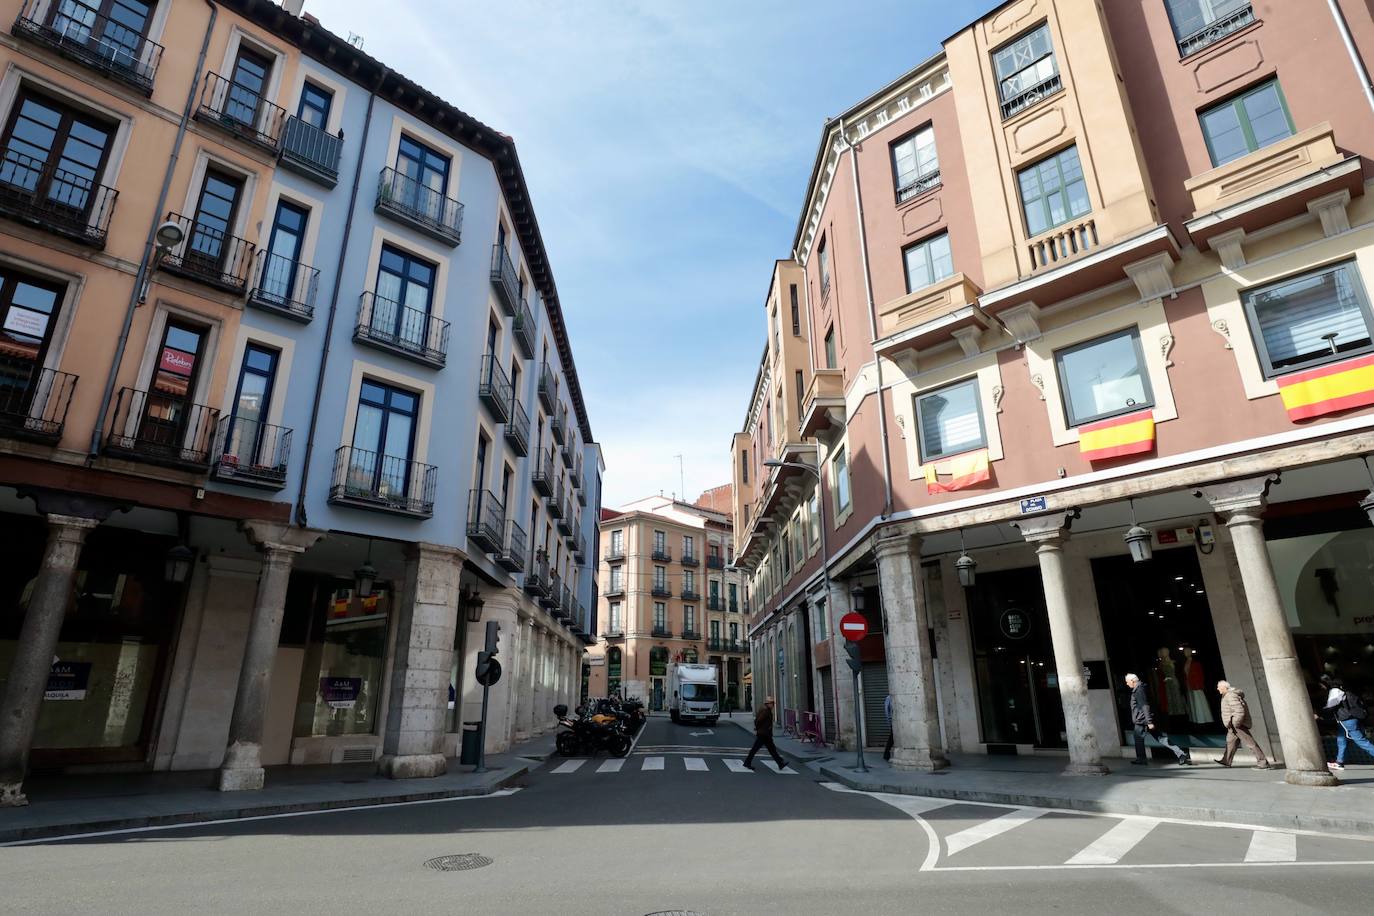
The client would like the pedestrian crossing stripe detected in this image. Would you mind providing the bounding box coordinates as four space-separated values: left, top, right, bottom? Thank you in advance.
596 759 624 773
684 757 709 772
549 756 794 774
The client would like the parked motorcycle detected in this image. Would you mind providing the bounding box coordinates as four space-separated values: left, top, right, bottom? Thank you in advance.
553 703 632 757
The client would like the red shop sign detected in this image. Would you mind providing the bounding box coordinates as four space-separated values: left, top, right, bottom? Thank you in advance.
159 346 196 376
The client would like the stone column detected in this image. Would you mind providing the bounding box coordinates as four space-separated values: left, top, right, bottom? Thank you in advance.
0 515 99 807
1014 511 1108 775
532 626 550 733
823 584 859 750
1199 476 1337 786
515 616 536 739
875 531 948 770
218 522 323 791
379 543 464 779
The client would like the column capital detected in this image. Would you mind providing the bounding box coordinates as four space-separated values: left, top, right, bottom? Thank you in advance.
1195 473 1279 517
874 525 919 561
403 541 468 564
240 520 326 555
1012 509 1078 544
16 486 129 522
46 514 101 534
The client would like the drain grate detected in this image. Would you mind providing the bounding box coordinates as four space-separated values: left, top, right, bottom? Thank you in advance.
424 854 493 872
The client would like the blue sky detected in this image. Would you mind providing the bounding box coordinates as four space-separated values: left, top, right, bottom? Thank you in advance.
317 0 990 507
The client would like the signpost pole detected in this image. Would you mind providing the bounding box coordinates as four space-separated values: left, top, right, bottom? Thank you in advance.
474 681 491 774
852 665 866 772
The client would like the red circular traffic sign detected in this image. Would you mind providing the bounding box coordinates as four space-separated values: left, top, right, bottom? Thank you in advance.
839 612 868 642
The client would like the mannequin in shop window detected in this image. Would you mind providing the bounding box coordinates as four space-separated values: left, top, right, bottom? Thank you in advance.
1182 646 1214 725
1151 646 1194 763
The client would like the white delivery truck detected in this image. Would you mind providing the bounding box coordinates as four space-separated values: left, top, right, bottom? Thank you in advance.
668 663 719 725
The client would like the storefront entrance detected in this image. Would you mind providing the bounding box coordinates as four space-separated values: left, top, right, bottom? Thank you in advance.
967 566 1066 748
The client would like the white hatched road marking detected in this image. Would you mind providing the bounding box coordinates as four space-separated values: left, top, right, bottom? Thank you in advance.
684 757 709 771
1246 830 1298 862
1065 817 1160 865
596 759 625 773
944 807 1047 856
762 761 794 774
551 760 585 774
642 756 665 771
723 758 752 773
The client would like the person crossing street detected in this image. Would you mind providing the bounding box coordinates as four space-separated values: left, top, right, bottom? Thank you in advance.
744 696 788 771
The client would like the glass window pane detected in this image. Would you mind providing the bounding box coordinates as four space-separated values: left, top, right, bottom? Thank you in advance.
1248 264 1374 372
1056 330 1153 425
1242 85 1291 148
919 380 984 459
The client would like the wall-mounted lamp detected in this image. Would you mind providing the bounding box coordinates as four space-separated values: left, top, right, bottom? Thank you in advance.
1124 498 1154 563
461 585 485 623
139 220 186 305
955 528 977 588
353 538 377 598
164 544 194 584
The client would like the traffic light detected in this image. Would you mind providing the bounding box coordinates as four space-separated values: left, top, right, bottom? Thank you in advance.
843 638 862 674
475 620 501 682
484 619 500 655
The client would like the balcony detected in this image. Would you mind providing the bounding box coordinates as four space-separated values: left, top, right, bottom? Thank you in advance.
0 367 76 444
560 585 574 620
556 504 573 536
248 250 318 322
542 570 562 609
504 396 530 457
680 552 698 568
1176 3 1255 58
0 154 117 248
606 547 625 563
497 518 526 573
601 628 625 639
682 629 701 640
14 1 163 96
550 409 566 446
547 481 564 520
896 168 942 205
158 212 254 293
490 244 520 316
1000 73 1063 121
477 355 513 423
569 455 582 489
707 596 723 611
195 72 287 153
651 625 672 638
466 488 505 554
278 116 343 187
681 587 700 601
651 584 671 598
375 167 463 247
707 555 724 570
327 445 436 518
729 640 747 654
560 443 576 472
576 480 587 506
538 361 557 413
532 448 555 496
104 387 217 470
708 638 724 652
651 547 671 562
513 297 536 360
211 416 290 489
524 551 550 598
729 600 739 613
354 292 449 368
873 274 991 365
604 583 625 598
572 531 585 562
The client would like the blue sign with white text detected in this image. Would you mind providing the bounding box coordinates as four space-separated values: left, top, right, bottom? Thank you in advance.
1019 496 1048 514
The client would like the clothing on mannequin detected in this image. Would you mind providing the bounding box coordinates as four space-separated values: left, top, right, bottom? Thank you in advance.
1183 649 1213 725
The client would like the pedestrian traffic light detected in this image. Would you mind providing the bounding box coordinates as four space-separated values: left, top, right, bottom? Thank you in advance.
844 638 862 674
484 619 500 656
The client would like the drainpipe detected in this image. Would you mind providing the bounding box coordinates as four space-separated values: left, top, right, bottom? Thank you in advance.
839 117 895 519
1326 0 1374 115
88 0 218 459
293 67 389 528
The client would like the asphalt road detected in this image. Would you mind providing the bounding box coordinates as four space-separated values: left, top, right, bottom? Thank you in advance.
4 716 1374 915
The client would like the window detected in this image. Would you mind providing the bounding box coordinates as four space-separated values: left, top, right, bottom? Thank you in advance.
609 566 623 591
140 320 207 450
741 448 749 484
993 23 1060 119
728 582 738 609
807 492 820 546
794 370 805 424
903 232 954 294
683 535 695 560
372 245 436 347
608 647 622 694
684 570 695 592
684 606 696 633
1165 1 1255 56
824 326 837 368
1199 79 1294 167
0 267 64 399
789 284 800 335
729 622 739 643
653 602 666 630
653 530 665 553
296 81 333 129
395 134 450 217
792 520 804 565
915 378 986 462
891 125 940 202
0 89 114 223
832 446 851 513
1018 146 1090 238
710 620 720 641
350 380 418 496
225 343 279 466
818 235 831 300
225 45 273 129
781 532 792 575
1054 328 1154 427
474 432 489 492
48 0 156 72
610 529 623 554
770 307 780 357
709 579 720 600
609 601 622 632
654 566 666 589
259 199 308 305
1242 261 1374 377
186 169 245 272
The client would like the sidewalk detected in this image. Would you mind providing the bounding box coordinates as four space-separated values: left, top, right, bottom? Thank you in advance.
727 720 1374 835
0 735 554 844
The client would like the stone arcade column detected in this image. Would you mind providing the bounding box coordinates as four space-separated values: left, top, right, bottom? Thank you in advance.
875 531 948 770
0 514 100 807
218 522 325 791
1013 512 1108 776
515 615 536 739
1199 476 1337 787
481 592 523 754
532 626 551 733
379 543 464 780
822 583 859 751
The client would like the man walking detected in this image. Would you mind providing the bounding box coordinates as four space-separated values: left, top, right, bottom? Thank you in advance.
744 696 788 771
883 694 894 761
1217 680 1271 769
1318 675 1374 770
1126 673 1192 765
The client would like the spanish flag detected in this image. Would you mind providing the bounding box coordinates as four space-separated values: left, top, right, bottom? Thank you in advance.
1276 354 1374 421
924 448 990 494
1078 410 1155 462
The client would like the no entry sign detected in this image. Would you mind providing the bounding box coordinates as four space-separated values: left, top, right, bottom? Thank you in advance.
839 612 868 642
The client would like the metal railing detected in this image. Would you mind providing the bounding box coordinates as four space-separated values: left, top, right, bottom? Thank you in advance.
543 569 562 608
707 555 725 569
279 115 343 186
525 550 550 597
538 361 557 412
248 249 318 321
729 600 739 613
601 628 625 639
513 296 536 359
211 415 290 487
477 354 512 422
1177 4 1254 57
498 518 526 573
354 291 449 367
105 387 218 469
896 168 942 204
490 244 520 315
504 395 529 456
466 488 505 553
547 479 564 519
680 552 698 567
572 531 585 560
651 584 671 598
1027 217 1099 271
0 153 117 247
550 407 566 445
605 547 625 562
159 211 255 292
14 0 163 95
682 629 701 641
604 583 625 598
1000 73 1063 120
681 587 700 601
196 71 287 151
328 445 436 517
707 596 723 611
0 366 76 443
651 625 672 637
708 637 724 652
532 447 555 496
651 547 671 562
375 166 463 246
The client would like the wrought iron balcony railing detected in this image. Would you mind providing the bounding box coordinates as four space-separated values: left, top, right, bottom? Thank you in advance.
477 354 512 423
211 415 290 488
550 406 566 446
572 531 585 561
538 361 557 413
896 168 942 205
532 447 555 496
542 569 562 609
605 547 625 562
547 480 565 520
680 552 699 568
651 547 671 562
707 596 723 611
248 249 318 321
0 153 116 247
525 551 550 598
195 71 287 152
159 211 254 293
1000 73 1063 121
497 518 526 573
601 628 625 639
14 0 163 95
513 296 536 359
728 600 739 613
105 387 218 470
279 115 342 187
0 366 76 444
707 555 724 569
504 395 530 457
1177 4 1255 57
708 638 725 652
681 587 700 601
328 445 436 518
466 488 505 554
651 625 672 637
651 584 670 598
375 166 463 246
682 629 701 641
354 291 449 368
604 583 625 598
490 244 520 316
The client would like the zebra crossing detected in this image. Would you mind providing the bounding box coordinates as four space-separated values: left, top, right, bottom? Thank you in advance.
548 755 795 775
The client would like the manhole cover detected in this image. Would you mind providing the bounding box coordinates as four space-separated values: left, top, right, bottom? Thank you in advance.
424 854 493 871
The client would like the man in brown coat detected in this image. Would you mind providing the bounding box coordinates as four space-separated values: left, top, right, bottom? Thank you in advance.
1217 680 1271 769
743 697 788 771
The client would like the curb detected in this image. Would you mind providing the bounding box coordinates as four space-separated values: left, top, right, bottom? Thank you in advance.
0 763 529 845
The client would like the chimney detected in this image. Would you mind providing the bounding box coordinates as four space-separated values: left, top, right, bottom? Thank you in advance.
281 0 305 16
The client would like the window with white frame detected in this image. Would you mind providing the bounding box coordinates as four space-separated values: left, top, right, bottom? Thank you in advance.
915 378 986 462
1242 261 1374 378
1054 328 1154 427
903 231 954 294
653 602 666 630
992 22 1061 119
609 601 622 632
653 566 666 589
609 566 623 592
891 125 940 203
807 491 820 546
684 605 696 634
832 446 851 513
610 528 623 555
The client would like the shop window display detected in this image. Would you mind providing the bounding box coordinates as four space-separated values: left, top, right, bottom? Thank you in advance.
288 577 391 737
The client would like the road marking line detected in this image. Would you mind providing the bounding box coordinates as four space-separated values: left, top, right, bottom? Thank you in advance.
684 757 709 772
1245 830 1297 862
761 761 795 774
945 807 1046 856
642 756 665 771
551 760 586 774
1065 817 1159 865
723 759 751 773
596 759 625 773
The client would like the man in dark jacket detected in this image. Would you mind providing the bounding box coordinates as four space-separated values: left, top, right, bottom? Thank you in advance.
1126 673 1192 766
744 697 788 771
1218 680 1271 768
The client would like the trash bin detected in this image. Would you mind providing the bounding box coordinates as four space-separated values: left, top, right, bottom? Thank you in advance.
459 721 481 765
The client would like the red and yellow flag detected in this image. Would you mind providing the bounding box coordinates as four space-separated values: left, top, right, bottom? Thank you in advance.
1276 354 1374 421
1078 410 1155 462
924 448 990 494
